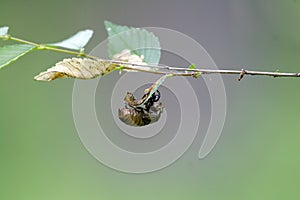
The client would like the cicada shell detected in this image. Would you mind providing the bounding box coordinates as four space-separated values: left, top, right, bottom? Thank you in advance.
118 90 164 126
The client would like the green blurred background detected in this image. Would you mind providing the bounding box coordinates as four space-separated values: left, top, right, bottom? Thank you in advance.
1 0 300 199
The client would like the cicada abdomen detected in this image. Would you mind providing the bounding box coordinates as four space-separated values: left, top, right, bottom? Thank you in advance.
118 107 151 126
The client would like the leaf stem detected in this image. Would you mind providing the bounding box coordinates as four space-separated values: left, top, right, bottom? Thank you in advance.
0 34 98 60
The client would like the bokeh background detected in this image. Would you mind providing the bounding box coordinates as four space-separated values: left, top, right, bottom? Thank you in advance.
1 0 300 199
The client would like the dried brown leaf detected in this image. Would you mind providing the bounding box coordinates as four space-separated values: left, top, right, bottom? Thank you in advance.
34 58 116 81
113 49 144 63
113 49 146 72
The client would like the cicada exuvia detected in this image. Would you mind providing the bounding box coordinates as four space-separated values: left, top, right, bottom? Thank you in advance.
118 90 164 126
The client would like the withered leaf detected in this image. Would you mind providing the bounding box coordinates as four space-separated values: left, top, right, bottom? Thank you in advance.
113 49 144 63
34 58 116 81
34 50 146 81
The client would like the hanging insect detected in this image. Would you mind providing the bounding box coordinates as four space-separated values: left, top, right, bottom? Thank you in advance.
118 90 164 126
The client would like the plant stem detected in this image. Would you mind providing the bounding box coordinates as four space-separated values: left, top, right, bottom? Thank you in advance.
2 34 300 80
0 34 98 60
107 60 300 80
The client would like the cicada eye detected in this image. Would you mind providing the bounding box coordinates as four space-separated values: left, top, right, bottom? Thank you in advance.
153 90 160 102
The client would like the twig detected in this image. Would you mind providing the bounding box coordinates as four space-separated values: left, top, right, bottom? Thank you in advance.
107 60 300 80
2 34 300 80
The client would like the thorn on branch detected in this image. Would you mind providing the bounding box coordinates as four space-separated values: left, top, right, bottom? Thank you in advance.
238 69 247 81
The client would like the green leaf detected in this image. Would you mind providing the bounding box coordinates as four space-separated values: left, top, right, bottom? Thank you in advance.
0 44 35 70
0 26 9 36
193 72 201 78
188 64 196 69
104 21 161 64
188 64 201 78
49 29 93 50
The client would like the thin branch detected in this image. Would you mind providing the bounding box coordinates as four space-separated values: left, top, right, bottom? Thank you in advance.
2 34 300 80
106 60 300 80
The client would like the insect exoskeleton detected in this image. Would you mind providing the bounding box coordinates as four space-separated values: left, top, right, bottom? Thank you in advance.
118 90 164 126
118 107 151 126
